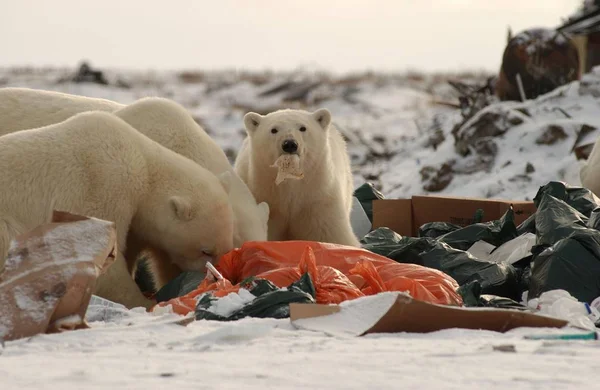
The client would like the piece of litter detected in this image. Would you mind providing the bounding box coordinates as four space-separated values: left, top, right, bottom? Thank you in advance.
270 154 304 185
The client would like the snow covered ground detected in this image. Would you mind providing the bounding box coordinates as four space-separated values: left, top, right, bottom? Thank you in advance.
3 309 600 390
2 65 600 389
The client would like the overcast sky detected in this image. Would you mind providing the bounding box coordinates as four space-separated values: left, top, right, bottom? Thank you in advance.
0 0 583 74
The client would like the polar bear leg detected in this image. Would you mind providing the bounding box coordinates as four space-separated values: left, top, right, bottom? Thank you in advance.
94 250 155 310
291 204 361 247
0 219 13 273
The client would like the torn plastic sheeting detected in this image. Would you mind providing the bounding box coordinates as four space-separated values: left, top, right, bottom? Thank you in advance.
467 233 537 265
195 273 317 321
527 289 600 331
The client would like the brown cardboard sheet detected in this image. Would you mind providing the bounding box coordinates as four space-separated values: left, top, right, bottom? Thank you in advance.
290 293 568 337
0 211 117 342
372 195 536 237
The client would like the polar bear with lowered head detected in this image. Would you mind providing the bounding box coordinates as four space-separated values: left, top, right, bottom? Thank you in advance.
0 111 235 309
0 87 269 247
235 108 360 247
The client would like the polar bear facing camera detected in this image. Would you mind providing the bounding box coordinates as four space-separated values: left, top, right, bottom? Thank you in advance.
0 87 270 247
0 111 235 309
235 108 360 247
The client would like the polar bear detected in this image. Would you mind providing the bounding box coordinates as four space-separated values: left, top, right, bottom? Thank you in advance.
234 108 360 247
0 87 270 247
0 111 235 309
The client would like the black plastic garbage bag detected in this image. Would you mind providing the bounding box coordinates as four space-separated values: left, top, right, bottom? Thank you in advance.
353 182 385 223
458 281 528 310
478 294 529 310
154 270 205 303
534 193 588 246
418 221 462 239
516 213 537 236
587 207 600 230
419 241 522 300
529 229 600 304
436 207 519 251
533 181 600 218
361 228 438 265
361 227 523 301
195 273 316 321
518 180 599 236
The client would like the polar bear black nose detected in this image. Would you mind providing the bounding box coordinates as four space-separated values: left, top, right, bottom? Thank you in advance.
281 139 298 154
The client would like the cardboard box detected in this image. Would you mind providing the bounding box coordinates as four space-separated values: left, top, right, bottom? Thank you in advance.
290 293 569 336
372 195 536 237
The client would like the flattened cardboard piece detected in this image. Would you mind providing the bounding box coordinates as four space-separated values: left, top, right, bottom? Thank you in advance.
373 196 536 237
372 199 413 237
0 211 117 342
290 293 568 336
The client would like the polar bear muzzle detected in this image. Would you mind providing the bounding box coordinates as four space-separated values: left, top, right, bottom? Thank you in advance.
281 139 298 154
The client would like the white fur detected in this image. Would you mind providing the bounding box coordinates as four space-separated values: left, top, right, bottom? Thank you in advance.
235 108 360 247
0 87 269 247
0 111 235 309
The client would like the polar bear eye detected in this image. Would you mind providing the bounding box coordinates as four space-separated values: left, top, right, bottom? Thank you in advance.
271 128 278 134
299 126 307 132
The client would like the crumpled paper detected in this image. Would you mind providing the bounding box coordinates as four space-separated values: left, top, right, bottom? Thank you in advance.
270 154 304 185
0 210 117 342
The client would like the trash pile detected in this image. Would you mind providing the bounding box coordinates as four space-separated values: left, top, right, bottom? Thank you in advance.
153 241 463 318
143 180 600 331
3 179 600 342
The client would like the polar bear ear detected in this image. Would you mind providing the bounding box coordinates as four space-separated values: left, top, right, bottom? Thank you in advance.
218 171 232 194
257 201 270 224
244 112 263 135
169 196 193 221
312 108 332 130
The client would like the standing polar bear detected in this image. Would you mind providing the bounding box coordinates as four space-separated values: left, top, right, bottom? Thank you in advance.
0 111 235 309
234 108 360 247
0 87 269 247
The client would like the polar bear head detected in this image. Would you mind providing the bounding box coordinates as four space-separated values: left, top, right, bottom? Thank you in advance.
144 169 235 271
243 108 332 167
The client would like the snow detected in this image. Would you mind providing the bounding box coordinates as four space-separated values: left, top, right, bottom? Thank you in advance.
206 289 256 317
292 292 401 336
2 313 600 389
2 65 600 388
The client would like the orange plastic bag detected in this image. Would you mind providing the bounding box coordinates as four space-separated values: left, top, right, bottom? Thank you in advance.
153 240 463 316
349 260 463 306
154 268 238 316
213 246 363 305
216 240 396 287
